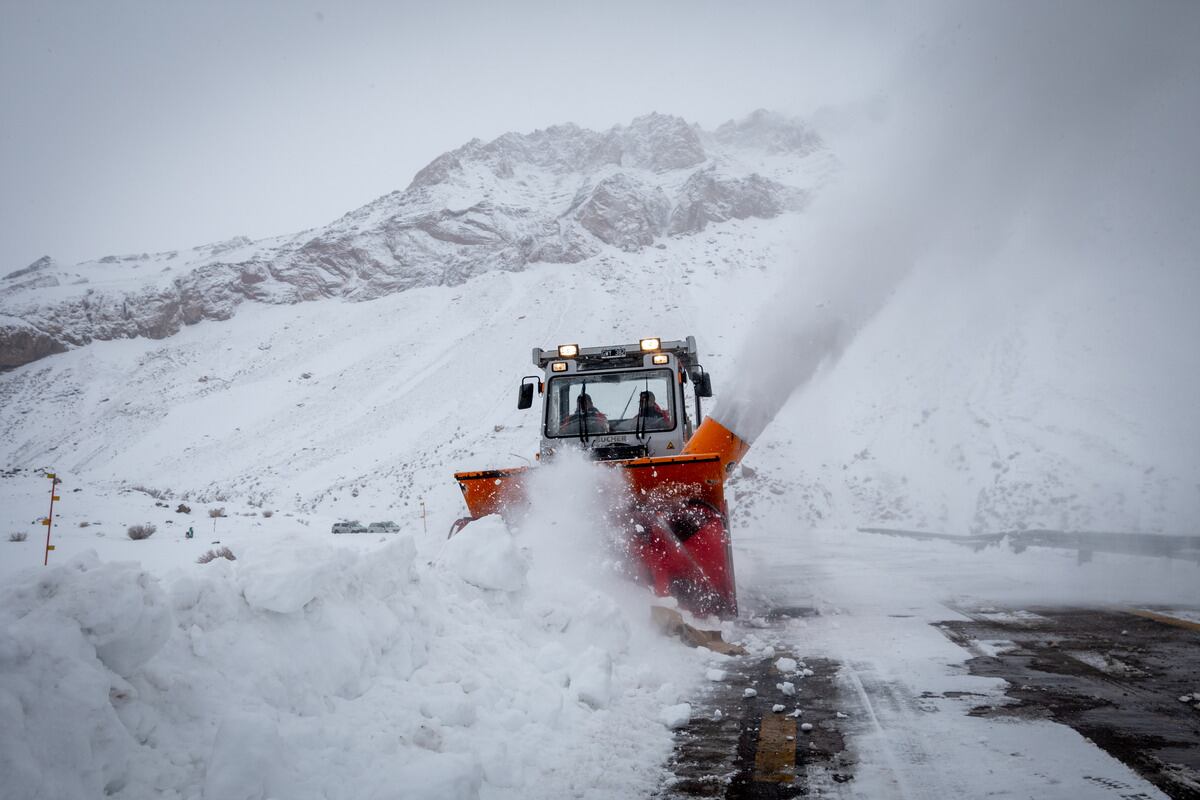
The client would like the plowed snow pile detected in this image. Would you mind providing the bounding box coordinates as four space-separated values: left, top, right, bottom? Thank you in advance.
0 460 716 800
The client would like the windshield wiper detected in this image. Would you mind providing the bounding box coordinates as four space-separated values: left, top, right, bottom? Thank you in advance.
579 380 589 446
618 386 638 420
634 377 648 441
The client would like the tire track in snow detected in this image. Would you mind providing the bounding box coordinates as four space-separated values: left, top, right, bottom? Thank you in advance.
837 660 921 800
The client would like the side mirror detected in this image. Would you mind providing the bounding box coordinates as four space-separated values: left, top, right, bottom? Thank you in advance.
517 382 534 410
697 372 713 398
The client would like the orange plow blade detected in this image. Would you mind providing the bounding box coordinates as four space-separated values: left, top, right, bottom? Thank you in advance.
453 466 531 519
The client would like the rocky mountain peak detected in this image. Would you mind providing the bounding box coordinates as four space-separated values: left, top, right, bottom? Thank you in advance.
2 110 829 370
713 108 822 155
617 113 706 172
5 255 55 281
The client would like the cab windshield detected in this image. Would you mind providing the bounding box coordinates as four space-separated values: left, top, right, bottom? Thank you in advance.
545 369 676 438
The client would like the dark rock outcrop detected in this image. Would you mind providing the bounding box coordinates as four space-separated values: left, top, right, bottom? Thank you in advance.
0 319 68 368
668 171 802 235
573 174 670 251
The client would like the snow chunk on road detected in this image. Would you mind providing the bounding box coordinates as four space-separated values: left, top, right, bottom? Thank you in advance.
706 667 727 681
440 514 527 592
419 682 478 727
388 751 482 800
203 711 287 800
661 703 692 729
774 657 798 674
777 681 796 696
571 646 614 709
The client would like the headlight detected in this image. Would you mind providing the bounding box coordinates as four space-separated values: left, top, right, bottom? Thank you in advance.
639 337 661 351
557 344 579 357
551 361 568 372
651 353 669 365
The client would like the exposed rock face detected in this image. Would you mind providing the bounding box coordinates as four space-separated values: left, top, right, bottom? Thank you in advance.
1 111 826 369
618 113 706 172
0 318 68 368
668 171 801 235
5 255 55 280
574 174 671 251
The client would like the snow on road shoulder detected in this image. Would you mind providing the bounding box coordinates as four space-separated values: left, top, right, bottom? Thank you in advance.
0 495 709 799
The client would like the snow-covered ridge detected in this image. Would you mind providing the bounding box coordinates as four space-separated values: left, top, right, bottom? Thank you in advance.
0 110 829 369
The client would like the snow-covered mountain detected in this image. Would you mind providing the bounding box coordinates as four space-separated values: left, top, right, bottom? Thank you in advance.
2 108 1197 538
0 110 828 370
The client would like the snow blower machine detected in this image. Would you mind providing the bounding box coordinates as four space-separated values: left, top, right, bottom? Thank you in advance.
452 336 751 619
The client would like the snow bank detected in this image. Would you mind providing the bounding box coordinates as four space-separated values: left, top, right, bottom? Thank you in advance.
440 514 527 592
0 552 169 798
0 474 707 799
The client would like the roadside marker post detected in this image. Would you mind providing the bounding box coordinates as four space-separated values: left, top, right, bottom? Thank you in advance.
43 472 60 566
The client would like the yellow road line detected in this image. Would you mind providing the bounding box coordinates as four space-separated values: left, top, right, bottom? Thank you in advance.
753 713 798 783
1128 609 1200 632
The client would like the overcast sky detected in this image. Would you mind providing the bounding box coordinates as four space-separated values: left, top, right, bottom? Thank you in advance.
4 2 1197 274
1 0 913 270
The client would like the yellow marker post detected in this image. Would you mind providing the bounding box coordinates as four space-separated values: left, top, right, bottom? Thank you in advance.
43 472 60 566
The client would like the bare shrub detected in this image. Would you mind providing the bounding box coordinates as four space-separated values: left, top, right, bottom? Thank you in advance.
208 507 226 518
127 524 157 540
176 503 191 514
262 510 274 518
79 521 90 528
197 546 236 564
9 532 27 542
131 485 169 500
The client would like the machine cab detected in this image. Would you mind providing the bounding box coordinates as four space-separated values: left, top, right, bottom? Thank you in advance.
520 336 712 461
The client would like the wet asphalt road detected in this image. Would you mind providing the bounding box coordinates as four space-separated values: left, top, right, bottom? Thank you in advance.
660 605 1200 799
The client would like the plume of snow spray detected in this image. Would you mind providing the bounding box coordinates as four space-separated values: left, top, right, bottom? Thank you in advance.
515 450 663 642
714 2 1200 446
